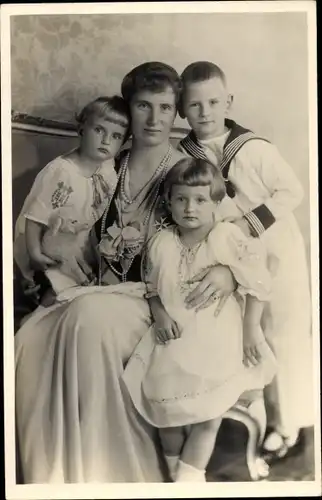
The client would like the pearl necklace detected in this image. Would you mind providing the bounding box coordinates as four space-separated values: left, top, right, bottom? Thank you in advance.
98 146 173 284
119 146 172 205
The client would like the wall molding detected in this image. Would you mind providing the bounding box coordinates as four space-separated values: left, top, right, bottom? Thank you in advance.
11 111 188 139
11 111 78 137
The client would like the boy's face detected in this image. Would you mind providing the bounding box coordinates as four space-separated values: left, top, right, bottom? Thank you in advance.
169 184 215 230
130 87 177 147
183 77 232 140
80 112 128 161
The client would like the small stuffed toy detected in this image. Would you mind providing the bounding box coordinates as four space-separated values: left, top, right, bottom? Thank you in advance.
42 208 96 295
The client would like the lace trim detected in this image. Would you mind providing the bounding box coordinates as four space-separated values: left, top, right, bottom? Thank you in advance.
132 350 247 404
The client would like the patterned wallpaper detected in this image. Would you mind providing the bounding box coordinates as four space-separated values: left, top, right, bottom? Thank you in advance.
10 12 311 246
11 12 308 134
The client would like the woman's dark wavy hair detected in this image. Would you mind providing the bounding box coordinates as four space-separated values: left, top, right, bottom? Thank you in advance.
121 62 182 106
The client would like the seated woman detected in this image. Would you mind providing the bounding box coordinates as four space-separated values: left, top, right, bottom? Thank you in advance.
15 62 237 483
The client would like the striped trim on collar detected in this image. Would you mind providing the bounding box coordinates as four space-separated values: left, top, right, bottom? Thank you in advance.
221 131 257 171
180 132 208 160
179 120 269 179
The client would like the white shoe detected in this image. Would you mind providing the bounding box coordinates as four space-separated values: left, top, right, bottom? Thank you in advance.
175 460 206 482
164 455 179 481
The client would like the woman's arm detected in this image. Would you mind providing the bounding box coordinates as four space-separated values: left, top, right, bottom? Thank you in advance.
184 265 237 313
186 222 272 314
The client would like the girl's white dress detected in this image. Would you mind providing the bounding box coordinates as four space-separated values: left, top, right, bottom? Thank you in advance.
179 133 314 434
14 152 117 288
122 222 277 428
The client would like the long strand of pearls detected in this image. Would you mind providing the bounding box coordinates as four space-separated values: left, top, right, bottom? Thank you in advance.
99 146 173 284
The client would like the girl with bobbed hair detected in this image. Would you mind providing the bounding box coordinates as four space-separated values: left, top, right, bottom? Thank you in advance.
15 62 236 483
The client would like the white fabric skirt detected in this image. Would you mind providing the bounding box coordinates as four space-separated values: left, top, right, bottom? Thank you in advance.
123 295 276 428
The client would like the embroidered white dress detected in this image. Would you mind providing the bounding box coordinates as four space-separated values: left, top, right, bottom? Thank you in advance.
14 153 117 286
180 133 314 433
122 223 276 428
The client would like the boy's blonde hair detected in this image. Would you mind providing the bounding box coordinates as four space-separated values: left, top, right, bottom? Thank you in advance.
179 61 227 118
163 157 226 204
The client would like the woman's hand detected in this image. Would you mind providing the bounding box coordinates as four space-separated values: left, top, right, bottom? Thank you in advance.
184 265 236 315
243 322 265 367
148 296 181 344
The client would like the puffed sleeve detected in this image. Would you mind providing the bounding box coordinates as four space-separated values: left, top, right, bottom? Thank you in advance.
23 159 75 227
240 141 304 236
210 222 272 301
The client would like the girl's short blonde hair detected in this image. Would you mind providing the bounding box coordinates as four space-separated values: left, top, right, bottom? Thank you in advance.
163 157 226 203
76 96 131 141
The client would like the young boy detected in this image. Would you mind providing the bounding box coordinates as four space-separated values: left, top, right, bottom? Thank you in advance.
14 95 130 305
178 61 313 459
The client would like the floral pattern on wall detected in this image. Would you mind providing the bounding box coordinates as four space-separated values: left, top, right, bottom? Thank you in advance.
11 12 308 132
11 14 190 124
10 12 311 247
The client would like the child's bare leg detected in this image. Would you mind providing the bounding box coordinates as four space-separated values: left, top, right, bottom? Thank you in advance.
159 426 185 480
177 418 222 481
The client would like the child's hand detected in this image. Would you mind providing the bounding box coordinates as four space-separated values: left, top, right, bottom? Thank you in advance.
243 322 265 368
22 279 41 305
154 307 181 345
233 218 252 237
30 251 60 271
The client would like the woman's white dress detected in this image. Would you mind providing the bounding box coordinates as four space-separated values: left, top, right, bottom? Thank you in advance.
15 286 162 483
14 148 175 483
122 223 276 428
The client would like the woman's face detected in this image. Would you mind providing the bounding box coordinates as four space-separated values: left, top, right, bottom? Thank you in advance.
130 86 177 146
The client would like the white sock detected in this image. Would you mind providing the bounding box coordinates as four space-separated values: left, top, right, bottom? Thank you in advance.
280 428 300 447
175 460 206 482
164 455 179 481
264 428 299 451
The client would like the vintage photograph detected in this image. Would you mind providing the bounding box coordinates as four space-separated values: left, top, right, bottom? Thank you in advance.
1 1 320 499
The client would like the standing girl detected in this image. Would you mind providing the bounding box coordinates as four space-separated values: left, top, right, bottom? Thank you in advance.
122 158 276 482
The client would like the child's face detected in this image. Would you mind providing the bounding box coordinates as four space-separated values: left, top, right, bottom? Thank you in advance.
80 111 128 161
169 184 215 230
130 87 176 147
183 77 232 140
